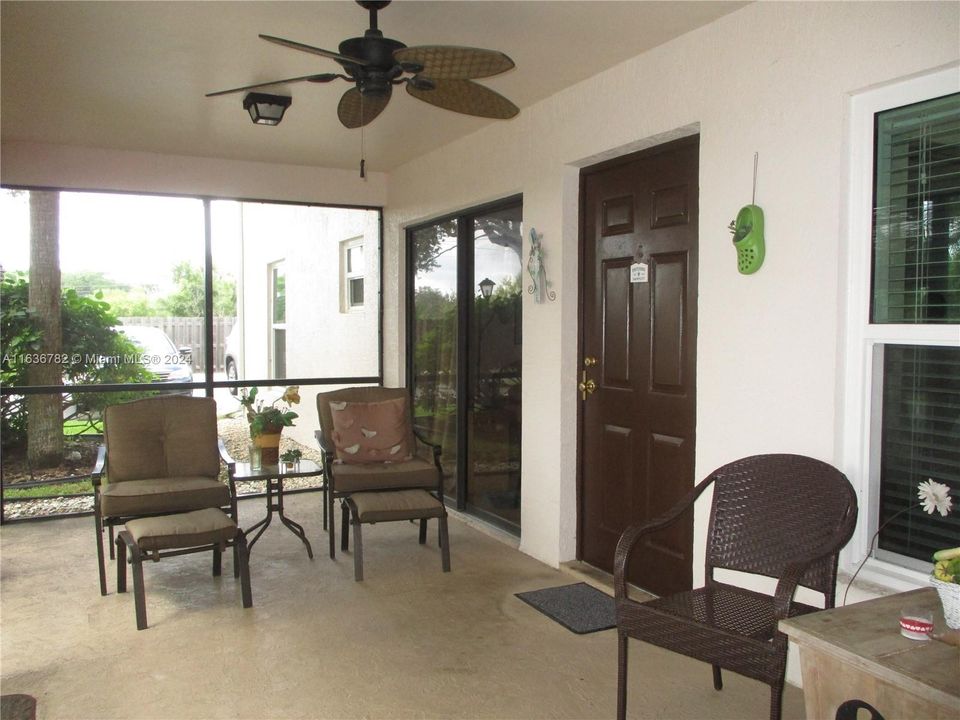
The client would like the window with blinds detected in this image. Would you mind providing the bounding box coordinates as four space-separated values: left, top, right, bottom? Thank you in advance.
878 345 960 562
872 91 960 565
872 92 960 323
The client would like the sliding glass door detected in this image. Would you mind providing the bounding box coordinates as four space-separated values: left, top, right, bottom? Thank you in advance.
408 197 522 532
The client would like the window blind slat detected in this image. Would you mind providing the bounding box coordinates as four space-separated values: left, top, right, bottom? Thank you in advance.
878 344 960 561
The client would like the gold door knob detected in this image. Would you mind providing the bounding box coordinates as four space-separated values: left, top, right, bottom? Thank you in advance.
578 375 597 400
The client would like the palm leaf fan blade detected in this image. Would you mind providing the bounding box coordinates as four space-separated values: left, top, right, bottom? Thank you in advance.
406 79 518 119
337 87 392 128
394 46 514 79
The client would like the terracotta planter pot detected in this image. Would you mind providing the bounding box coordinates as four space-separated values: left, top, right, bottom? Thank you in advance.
254 432 282 465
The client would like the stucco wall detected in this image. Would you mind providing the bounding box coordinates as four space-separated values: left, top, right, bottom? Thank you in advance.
382 1 960 570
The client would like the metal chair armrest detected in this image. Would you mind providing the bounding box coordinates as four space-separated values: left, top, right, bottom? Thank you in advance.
218 437 236 467
91 445 107 488
413 430 442 462
217 437 238 502
315 429 336 468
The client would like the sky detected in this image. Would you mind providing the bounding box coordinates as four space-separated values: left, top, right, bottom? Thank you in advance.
416 232 523 297
1 187 520 298
1 189 211 293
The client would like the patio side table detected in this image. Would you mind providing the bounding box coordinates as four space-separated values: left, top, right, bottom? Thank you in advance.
231 459 323 559
779 587 959 719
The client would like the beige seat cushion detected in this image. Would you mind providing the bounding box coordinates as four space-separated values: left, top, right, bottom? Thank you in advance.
104 396 220 482
350 490 445 523
330 457 440 492
100 476 229 517
126 508 236 552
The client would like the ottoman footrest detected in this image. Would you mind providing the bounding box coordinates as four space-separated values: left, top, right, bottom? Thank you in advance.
117 508 252 630
344 490 450 582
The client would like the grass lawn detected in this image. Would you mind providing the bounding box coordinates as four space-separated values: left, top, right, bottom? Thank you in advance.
4 478 93 499
63 419 103 435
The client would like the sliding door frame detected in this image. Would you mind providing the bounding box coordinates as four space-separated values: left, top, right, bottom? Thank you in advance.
405 194 522 529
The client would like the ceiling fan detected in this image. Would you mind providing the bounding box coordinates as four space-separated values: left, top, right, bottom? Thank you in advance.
206 0 519 129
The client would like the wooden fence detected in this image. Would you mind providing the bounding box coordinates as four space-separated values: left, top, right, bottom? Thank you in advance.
118 317 235 373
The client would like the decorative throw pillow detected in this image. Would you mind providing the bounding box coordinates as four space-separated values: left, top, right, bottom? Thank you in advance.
329 397 411 464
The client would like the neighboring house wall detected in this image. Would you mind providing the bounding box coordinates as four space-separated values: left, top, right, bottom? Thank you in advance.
231 202 380 449
381 0 960 576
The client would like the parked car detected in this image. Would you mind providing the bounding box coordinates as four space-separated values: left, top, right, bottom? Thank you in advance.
223 324 239 394
118 325 194 385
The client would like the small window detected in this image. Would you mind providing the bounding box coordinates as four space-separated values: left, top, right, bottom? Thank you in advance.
341 237 364 311
269 261 286 378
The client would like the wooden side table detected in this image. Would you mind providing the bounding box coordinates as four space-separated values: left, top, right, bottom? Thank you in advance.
780 588 960 719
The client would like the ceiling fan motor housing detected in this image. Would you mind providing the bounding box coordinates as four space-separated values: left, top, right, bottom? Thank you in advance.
339 32 406 96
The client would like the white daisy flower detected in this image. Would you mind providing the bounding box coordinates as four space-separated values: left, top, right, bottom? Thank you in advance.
917 479 953 517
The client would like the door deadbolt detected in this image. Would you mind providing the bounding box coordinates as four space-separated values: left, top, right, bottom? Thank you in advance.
583 356 597 367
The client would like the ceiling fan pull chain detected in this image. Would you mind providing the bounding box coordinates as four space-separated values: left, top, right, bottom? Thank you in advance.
359 93 366 178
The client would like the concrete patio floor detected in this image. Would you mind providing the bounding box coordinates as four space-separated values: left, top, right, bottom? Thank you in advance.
0 492 805 719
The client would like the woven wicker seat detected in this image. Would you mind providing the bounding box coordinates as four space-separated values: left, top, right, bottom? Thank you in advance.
614 454 858 720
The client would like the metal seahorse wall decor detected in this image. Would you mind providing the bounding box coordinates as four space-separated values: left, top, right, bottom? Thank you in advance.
527 227 556 304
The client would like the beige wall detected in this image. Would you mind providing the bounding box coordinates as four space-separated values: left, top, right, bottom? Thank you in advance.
382 1 960 569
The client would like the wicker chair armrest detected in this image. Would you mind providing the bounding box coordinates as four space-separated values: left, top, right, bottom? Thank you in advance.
614 474 716 600
772 560 814 619
772 522 858 618
91 445 107 487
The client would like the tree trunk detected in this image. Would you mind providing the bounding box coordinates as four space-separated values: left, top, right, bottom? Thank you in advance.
27 190 63 468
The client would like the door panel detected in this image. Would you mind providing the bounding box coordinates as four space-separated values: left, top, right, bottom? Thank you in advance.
579 137 699 597
603 260 632 386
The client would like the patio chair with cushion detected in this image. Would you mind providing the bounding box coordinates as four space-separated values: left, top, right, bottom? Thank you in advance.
614 453 858 720
92 395 236 596
315 386 447 564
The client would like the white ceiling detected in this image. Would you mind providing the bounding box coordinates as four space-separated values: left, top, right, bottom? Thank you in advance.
1 1 747 173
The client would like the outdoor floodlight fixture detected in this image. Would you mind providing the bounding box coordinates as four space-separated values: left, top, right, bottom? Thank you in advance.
479 277 496 299
243 92 292 125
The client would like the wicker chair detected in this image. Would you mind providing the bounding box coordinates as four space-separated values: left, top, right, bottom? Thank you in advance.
614 454 858 720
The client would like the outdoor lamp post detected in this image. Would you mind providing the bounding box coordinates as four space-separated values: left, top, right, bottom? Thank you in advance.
478 277 495 299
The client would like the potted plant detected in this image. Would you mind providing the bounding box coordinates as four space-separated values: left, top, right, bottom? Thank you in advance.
239 386 300 465
932 546 960 629
280 448 303 472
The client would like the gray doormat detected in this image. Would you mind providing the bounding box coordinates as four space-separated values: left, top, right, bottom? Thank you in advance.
515 582 616 634
1 694 37 720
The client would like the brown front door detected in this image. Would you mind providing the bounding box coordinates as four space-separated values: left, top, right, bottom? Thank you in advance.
578 136 698 597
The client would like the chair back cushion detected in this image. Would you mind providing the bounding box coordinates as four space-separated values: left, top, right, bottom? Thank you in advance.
328 396 412 463
316 387 416 462
104 396 220 482
705 454 857 597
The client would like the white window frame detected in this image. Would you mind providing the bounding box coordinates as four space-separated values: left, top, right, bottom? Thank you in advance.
840 65 960 591
340 236 365 312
